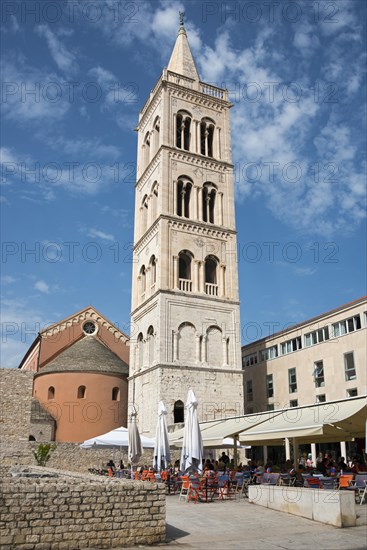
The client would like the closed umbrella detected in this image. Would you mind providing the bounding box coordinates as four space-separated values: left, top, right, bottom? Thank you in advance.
180 389 203 473
153 401 171 471
128 406 142 466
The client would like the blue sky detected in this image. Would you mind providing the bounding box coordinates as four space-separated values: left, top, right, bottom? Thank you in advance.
1 0 366 368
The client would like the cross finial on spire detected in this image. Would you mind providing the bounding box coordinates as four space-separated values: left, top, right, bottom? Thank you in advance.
179 11 185 27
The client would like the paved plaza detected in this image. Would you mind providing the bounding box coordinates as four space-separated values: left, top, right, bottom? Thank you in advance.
125 497 367 550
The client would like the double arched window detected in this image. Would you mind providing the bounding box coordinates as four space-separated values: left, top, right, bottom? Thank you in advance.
176 111 191 151
138 255 158 304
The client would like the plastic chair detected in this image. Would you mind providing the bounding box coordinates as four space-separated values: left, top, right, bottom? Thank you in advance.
320 477 337 490
179 475 190 502
346 474 367 504
338 474 354 489
305 477 321 489
217 475 230 500
188 478 201 504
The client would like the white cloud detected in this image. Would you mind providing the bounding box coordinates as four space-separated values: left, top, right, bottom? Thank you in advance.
1 59 70 124
194 18 366 237
87 228 115 241
293 267 318 277
1 275 17 284
34 280 51 294
0 146 18 165
35 25 78 74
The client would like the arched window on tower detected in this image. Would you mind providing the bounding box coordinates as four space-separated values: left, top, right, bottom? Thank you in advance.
153 117 160 156
204 255 219 296
173 400 184 423
176 176 193 218
149 255 157 287
178 250 192 292
77 385 86 399
112 387 120 401
200 118 215 157
48 386 55 400
202 183 217 223
176 111 191 151
147 325 155 365
141 194 149 235
139 265 146 298
143 132 150 168
137 333 144 370
151 182 158 222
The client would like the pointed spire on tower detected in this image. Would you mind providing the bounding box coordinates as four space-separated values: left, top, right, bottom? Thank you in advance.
167 11 200 81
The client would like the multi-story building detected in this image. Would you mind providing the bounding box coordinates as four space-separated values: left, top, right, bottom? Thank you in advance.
242 296 366 414
129 17 244 434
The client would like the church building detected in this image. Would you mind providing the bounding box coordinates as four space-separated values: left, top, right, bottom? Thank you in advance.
19 306 129 442
129 16 244 435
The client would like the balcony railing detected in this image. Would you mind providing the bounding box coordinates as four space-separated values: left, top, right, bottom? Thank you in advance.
205 283 218 296
179 279 192 292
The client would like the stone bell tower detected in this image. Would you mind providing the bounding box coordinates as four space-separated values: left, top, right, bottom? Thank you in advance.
129 14 244 435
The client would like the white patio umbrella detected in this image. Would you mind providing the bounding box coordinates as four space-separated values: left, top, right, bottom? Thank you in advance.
153 401 171 471
180 389 203 473
80 426 154 449
128 406 142 466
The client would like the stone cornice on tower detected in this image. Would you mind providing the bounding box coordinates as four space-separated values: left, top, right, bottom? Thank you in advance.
136 146 233 192
133 213 236 254
138 72 231 133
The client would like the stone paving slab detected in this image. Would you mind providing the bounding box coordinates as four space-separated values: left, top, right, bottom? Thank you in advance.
118 496 367 550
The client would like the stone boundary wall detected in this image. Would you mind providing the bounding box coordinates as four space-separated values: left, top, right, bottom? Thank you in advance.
1 441 181 474
1 466 166 549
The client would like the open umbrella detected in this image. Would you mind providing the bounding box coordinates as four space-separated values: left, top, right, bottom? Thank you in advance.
180 389 203 473
153 401 171 471
128 406 142 466
80 426 154 449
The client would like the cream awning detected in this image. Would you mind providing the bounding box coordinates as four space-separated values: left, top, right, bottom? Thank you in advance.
238 396 367 445
169 396 366 448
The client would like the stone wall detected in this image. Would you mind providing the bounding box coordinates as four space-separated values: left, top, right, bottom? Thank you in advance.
0 369 34 441
0 441 156 473
1 466 166 549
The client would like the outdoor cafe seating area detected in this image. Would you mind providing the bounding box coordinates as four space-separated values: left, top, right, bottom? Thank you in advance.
91 459 367 507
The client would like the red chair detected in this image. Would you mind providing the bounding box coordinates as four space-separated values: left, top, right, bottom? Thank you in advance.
306 477 321 489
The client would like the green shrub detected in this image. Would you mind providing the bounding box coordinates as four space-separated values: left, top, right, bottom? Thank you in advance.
33 443 56 466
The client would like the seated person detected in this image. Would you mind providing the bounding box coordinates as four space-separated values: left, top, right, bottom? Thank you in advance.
106 459 116 473
204 459 214 471
337 457 348 471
